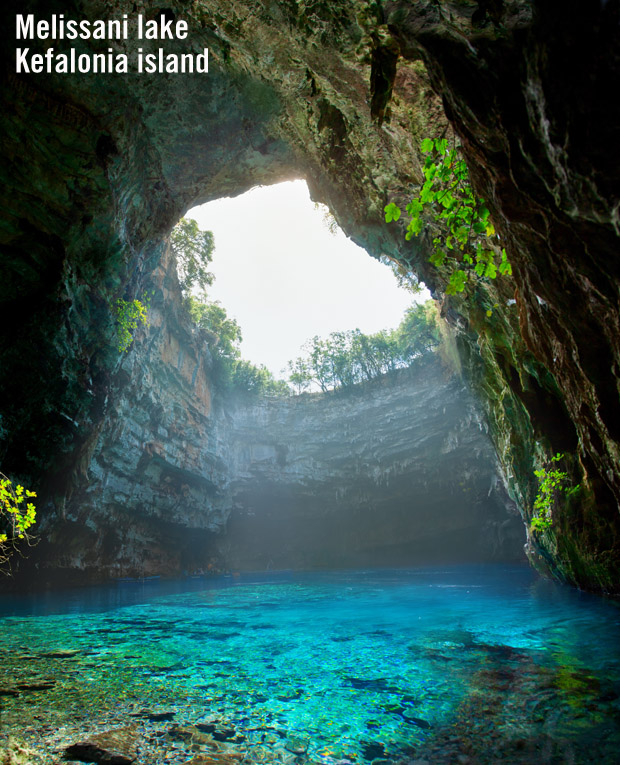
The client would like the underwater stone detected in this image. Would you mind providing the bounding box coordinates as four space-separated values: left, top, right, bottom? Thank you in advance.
41 649 80 658
64 726 140 765
284 734 309 754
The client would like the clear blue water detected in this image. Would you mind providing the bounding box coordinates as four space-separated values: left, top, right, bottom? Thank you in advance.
1 565 619 764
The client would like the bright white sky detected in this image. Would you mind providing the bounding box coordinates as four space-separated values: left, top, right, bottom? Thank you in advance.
188 180 428 378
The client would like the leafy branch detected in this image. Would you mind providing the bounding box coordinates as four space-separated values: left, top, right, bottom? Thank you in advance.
0 472 37 572
385 137 512 296
531 453 577 532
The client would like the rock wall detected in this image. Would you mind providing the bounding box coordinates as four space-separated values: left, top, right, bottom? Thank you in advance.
8 242 523 582
224 360 524 571
0 1 618 590
26 250 233 582
383 1 620 590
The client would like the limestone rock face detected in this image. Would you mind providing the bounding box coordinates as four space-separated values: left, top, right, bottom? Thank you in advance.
12 246 524 580
0 1 618 589
28 249 234 580
224 359 524 571
383 1 620 590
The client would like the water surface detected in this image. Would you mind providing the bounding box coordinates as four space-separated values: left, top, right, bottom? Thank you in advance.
1 566 619 763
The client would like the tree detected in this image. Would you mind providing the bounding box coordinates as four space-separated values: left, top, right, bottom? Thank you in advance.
286 301 440 393
173 220 289 397
380 255 423 295
170 217 215 296
230 360 290 397
186 297 289 397
396 302 440 360
287 357 312 394
186 296 242 362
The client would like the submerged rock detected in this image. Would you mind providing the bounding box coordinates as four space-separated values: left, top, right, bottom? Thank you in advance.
41 649 80 658
180 755 243 765
15 680 55 691
64 726 140 765
284 733 310 755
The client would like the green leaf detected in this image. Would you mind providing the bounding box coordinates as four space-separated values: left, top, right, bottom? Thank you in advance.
484 261 497 279
499 248 512 276
423 163 437 182
406 199 423 216
420 184 435 204
499 259 512 276
434 137 448 155
440 191 455 209
384 202 401 223
407 217 423 237
430 248 445 267
455 226 469 244
420 138 434 153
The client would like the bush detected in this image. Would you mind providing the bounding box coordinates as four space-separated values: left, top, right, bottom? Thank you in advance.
115 297 149 353
0 472 36 572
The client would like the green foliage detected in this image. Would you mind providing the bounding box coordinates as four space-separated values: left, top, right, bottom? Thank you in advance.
384 202 401 223
385 137 512 295
287 301 439 392
288 357 312 395
397 302 441 357
531 453 577 533
171 217 215 296
186 296 242 363
186 296 289 397
115 296 149 353
173 220 288 397
231 360 291 397
0 472 36 570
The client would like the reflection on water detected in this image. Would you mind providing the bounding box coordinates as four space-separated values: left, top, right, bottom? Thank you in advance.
1 566 619 764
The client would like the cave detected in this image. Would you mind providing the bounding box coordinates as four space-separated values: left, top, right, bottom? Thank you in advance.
1 1 620 762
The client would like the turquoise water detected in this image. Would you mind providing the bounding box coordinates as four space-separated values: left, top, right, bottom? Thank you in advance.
1 566 620 763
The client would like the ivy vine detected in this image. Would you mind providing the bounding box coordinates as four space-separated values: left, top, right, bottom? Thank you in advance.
385 137 512 297
531 453 578 532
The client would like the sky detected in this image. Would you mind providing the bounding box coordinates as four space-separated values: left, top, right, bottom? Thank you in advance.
188 180 428 378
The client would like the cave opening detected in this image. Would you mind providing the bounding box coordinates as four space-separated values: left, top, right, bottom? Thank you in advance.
156 179 527 577
184 178 426 384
